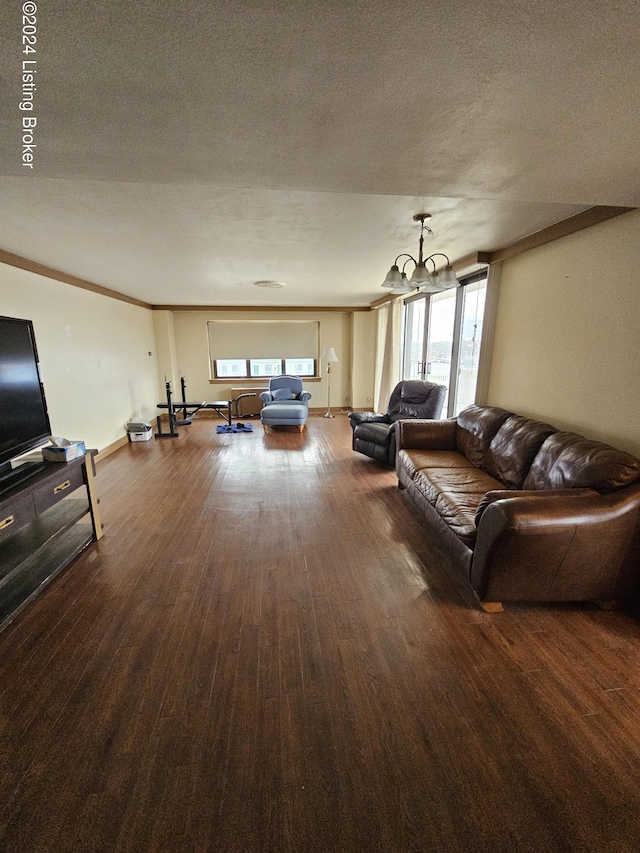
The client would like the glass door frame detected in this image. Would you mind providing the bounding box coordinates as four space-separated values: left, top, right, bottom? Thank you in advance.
402 292 430 382
401 269 489 417
447 286 464 417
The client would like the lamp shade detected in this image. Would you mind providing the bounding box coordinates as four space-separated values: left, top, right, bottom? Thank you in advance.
322 347 339 363
391 274 412 295
438 265 459 289
381 265 402 288
409 262 432 286
420 274 444 293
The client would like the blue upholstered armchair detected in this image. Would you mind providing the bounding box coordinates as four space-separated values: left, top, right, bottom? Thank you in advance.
260 375 312 406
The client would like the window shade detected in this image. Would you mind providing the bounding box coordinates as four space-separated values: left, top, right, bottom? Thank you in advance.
207 321 319 360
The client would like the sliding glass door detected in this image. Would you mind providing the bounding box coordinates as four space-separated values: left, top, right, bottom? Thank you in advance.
403 298 426 380
402 271 488 417
454 277 487 413
426 289 456 414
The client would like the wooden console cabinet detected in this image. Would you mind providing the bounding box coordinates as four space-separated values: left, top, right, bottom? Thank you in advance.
0 454 102 632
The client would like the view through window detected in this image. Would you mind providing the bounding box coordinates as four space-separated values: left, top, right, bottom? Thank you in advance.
402 272 488 416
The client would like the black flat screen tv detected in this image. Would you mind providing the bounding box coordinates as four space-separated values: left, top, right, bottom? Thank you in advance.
0 316 52 480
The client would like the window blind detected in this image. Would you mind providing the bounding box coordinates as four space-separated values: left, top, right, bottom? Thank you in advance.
207 321 319 360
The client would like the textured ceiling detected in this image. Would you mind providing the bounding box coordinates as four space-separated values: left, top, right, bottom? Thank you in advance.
1 0 638 307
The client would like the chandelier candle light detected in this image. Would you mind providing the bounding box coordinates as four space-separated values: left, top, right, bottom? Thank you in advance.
381 214 459 295
322 347 339 418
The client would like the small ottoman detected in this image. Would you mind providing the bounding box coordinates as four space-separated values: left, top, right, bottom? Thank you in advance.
261 402 308 432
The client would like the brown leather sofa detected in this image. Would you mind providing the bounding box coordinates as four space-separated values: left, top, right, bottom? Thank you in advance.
396 405 640 610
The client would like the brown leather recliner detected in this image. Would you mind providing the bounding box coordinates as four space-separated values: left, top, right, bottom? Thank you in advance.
349 380 446 465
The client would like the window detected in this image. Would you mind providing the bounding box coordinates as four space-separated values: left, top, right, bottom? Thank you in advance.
285 358 315 376
426 289 456 414
454 278 487 413
250 359 283 377
214 359 248 378
212 357 318 379
402 271 488 416
208 321 320 380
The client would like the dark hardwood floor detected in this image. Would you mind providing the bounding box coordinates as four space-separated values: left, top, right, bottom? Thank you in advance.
1 414 640 852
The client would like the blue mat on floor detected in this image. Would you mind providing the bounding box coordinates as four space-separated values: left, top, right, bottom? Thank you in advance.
216 423 253 433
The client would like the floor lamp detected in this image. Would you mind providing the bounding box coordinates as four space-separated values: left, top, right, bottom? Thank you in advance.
322 347 339 418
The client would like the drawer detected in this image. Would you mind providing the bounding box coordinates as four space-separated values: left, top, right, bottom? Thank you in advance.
0 491 36 545
33 463 85 515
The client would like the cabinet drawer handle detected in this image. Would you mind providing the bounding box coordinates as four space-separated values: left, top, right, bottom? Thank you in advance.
53 480 71 494
0 515 14 530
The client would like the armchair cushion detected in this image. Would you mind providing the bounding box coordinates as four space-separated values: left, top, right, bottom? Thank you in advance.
388 380 447 422
354 421 395 446
272 388 296 401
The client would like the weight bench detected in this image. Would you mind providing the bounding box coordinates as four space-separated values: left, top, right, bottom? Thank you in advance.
155 378 255 438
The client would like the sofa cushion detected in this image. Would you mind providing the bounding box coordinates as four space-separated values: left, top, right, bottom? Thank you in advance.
481 415 557 489
413 467 503 547
398 449 475 481
523 432 640 493
455 405 512 468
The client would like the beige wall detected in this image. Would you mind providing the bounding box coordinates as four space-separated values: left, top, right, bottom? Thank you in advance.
0 263 158 452
152 310 180 392
351 311 376 409
162 309 373 411
487 209 640 456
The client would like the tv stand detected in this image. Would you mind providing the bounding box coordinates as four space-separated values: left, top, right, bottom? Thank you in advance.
0 459 48 497
0 453 102 632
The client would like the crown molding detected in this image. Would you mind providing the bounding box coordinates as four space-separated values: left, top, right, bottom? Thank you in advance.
151 304 370 312
0 249 151 308
487 206 635 264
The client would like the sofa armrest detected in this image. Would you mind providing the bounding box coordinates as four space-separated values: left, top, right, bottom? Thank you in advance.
299 391 312 403
395 417 457 451
471 487 640 601
259 392 272 403
474 488 596 526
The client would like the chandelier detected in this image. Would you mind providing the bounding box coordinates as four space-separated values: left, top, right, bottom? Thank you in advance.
381 213 459 295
